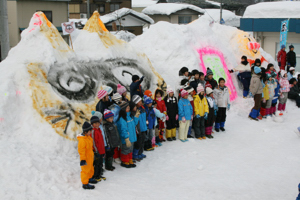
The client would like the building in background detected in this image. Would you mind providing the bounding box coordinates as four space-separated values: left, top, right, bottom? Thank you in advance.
240 1 300 71
6 0 69 47
69 0 131 19
142 3 204 24
132 0 158 13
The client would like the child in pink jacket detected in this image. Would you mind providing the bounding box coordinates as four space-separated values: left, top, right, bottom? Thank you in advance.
278 70 290 114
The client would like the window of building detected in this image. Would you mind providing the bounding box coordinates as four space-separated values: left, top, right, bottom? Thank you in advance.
110 4 120 12
178 16 192 24
99 4 105 13
39 11 52 23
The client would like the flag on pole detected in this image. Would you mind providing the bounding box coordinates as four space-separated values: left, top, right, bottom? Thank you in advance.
279 19 289 48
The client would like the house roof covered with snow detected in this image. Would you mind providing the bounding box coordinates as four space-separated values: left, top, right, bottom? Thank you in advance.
100 8 154 24
202 9 241 27
205 0 220 7
132 0 158 8
243 1 300 19
142 3 205 16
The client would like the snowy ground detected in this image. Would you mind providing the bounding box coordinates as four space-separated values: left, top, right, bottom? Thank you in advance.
1 98 300 199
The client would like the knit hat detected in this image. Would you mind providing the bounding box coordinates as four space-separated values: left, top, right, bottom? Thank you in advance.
97 90 108 100
132 75 140 82
91 111 103 119
120 101 129 111
112 93 122 102
281 45 286 49
290 67 295 71
144 95 153 105
132 95 142 104
206 68 213 76
206 87 213 95
104 86 113 95
266 73 272 79
197 84 204 94
280 70 287 78
90 116 100 124
166 85 174 94
104 109 114 119
289 44 294 49
181 89 189 97
117 84 127 95
254 66 261 74
144 90 153 97
82 122 93 132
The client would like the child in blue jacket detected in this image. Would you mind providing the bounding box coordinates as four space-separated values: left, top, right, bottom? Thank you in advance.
178 90 193 142
144 95 156 151
116 101 139 168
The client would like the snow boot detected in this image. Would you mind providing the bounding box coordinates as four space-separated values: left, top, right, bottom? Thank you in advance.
220 122 225 131
197 137 202 140
166 129 172 139
132 149 141 161
82 184 95 190
215 123 220 132
95 176 106 181
137 154 144 160
187 134 194 138
89 178 98 184
129 159 136 168
243 90 249 98
172 137 176 140
180 139 186 142
121 162 131 168
202 136 206 139
249 109 259 121
167 138 173 141
105 157 114 171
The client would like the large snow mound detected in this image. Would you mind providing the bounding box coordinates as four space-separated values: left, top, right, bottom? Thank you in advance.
243 1 300 18
100 8 154 24
142 3 205 15
202 9 241 27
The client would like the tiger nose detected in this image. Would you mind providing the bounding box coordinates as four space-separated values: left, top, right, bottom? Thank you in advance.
247 42 260 51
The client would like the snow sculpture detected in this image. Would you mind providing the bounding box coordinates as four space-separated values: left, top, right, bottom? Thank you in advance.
0 11 165 141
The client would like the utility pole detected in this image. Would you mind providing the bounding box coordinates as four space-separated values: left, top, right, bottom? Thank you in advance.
220 0 223 24
0 0 10 61
87 0 90 18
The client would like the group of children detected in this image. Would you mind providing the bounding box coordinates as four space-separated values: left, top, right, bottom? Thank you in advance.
77 69 231 189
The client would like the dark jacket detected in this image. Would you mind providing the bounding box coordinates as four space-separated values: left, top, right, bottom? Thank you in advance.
144 105 156 129
103 121 121 148
190 79 200 91
287 51 296 66
96 100 112 115
130 76 144 99
205 76 218 90
164 95 178 129
288 84 300 99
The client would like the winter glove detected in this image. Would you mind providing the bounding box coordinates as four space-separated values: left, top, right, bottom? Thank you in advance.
229 69 234 73
196 114 200 118
227 104 230 110
140 76 145 81
204 112 208 120
135 109 141 118
125 138 131 148
166 115 169 121
176 114 178 120
181 117 186 123
80 160 87 166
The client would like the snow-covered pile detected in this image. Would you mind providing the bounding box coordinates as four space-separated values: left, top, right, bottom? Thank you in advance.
132 0 158 8
205 0 221 7
243 1 300 18
142 3 205 15
111 31 136 42
100 8 154 24
202 9 241 27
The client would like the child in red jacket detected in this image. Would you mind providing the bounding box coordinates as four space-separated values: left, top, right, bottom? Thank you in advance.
90 116 106 182
155 89 167 142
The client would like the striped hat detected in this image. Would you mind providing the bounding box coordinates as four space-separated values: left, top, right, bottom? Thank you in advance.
197 84 204 94
120 101 129 111
82 122 93 132
181 89 189 97
104 109 114 119
90 116 100 124
117 84 127 95
132 95 142 104
97 90 108 100
167 85 174 94
104 86 113 95
112 93 122 102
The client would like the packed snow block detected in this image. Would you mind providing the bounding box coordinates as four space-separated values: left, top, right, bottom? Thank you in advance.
0 11 165 141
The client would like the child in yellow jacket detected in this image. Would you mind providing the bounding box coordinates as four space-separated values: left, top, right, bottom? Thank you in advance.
193 84 209 139
260 77 270 118
77 122 97 190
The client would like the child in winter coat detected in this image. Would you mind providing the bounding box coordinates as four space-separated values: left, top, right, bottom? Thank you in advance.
178 90 193 142
116 102 139 168
265 74 277 117
205 68 218 90
260 78 269 118
104 86 113 102
213 78 230 132
288 78 300 108
205 87 216 139
144 95 156 149
278 70 290 114
153 101 166 146
117 84 128 102
193 84 208 139
249 67 263 121
96 90 112 114
132 95 147 161
271 74 280 115
103 109 121 171
155 89 167 142
288 67 295 81
90 116 106 182
184 86 195 138
130 75 144 99
78 122 96 190
164 85 178 141
108 93 122 123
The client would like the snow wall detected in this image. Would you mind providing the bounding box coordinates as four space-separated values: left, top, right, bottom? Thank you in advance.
0 11 166 141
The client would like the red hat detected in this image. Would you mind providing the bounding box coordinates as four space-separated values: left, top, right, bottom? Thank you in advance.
144 90 153 97
97 90 108 100
181 89 189 97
